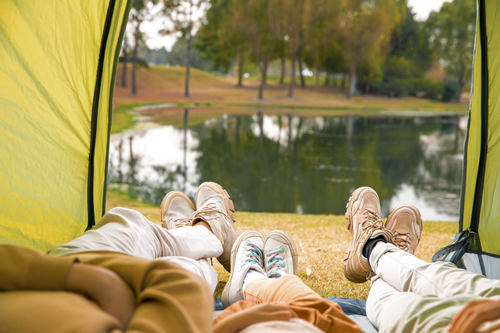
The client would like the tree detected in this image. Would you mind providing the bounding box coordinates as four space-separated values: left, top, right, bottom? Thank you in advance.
338 0 404 99
268 0 329 98
196 0 251 86
230 0 277 100
424 0 475 96
121 34 129 88
128 0 162 95
165 36 213 71
166 0 210 98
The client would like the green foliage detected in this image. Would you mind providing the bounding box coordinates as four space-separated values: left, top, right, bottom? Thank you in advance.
195 0 242 73
375 78 444 100
442 80 460 102
165 37 214 72
424 0 475 93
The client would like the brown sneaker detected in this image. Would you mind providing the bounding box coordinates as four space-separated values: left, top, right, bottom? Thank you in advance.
343 187 392 283
193 182 237 272
385 205 422 254
160 191 194 229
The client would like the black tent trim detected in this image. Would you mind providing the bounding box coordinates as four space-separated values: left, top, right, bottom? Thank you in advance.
469 0 489 235
102 1 132 217
87 0 118 230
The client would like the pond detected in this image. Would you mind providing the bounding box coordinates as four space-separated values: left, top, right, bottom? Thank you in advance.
108 106 466 221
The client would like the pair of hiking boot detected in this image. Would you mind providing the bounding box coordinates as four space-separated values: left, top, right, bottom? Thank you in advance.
160 181 237 272
343 186 423 283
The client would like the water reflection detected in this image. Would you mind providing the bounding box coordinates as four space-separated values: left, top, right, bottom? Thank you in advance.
108 109 466 221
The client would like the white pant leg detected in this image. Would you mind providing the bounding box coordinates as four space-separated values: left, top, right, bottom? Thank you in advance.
161 256 219 293
369 242 500 298
367 277 470 333
50 207 223 260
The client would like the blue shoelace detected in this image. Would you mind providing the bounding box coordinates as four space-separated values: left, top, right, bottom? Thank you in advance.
266 248 285 277
243 242 264 267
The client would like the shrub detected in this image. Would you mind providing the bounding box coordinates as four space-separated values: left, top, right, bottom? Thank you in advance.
442 80 460 102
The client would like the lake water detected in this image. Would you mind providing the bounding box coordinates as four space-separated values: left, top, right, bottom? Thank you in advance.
108 107 467 221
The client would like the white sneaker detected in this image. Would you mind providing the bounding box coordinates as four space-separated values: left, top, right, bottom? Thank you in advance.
264 230 298 277
193 181 237 272
221 231 264 308
160 191 194 229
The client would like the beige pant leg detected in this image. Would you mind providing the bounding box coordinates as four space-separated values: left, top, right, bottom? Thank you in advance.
367 277 470 333
50 207 222 261
366 243 500 333
369 243 500 298
160 257 218 293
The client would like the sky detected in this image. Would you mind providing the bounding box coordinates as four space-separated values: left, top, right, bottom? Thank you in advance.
143 0 454 51
408 0 453 21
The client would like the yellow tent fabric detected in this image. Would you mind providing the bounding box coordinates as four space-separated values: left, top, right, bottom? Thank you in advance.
0 1 130 251
461 0 500 255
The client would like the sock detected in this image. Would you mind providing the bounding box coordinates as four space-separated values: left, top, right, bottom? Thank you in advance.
362 235 387 259
242 268 267 292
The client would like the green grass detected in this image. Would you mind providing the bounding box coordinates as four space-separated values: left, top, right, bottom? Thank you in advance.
106 188 457 300
111 104 137 134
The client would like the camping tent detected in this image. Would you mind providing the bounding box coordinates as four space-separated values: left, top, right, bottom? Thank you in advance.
0 0 130 251
0 0 499 280
433 0 500 279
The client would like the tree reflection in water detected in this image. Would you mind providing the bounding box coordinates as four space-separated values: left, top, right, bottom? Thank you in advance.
108 109 465 220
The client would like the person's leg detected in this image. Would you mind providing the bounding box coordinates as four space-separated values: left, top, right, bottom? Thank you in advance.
75 252 213 333
160 256 219 293
370 242 500 298
366 276 469 333
222 230 363 333
50 207 223 261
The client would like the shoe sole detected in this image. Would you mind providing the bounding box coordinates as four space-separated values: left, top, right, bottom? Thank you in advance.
195 181 236 222
160 191 194 224
221 230 262 308
344 187 378 283
265 230 298 275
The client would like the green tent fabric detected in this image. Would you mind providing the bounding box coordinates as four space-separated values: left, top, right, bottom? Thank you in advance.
434 0 500 278
0 1 130 251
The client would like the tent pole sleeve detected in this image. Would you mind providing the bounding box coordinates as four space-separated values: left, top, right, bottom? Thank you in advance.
470 0 489 233
87 0 117 230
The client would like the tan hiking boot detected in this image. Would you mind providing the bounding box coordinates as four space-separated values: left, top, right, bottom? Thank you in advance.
193 181 237 272
343 187 392 283
385 205 422 254
160 191 194 229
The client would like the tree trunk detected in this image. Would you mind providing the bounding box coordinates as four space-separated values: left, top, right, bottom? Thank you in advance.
258 60 268 100
324 72 329 87
237 54 244 87
341 73 346 89
457 67 465 101
121 35 128 88
131 28 139 96
314 60 320 86
288 54 297 98
279 56 286 85
298 48 305 88
347 61 357 99
184 31 192 98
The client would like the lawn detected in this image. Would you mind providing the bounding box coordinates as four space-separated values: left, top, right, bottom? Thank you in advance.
106 188 457 300
113 65 467 113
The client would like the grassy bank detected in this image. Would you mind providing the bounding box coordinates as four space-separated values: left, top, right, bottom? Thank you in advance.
110 104 137 134
106 188 457 300
113 65 466 112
